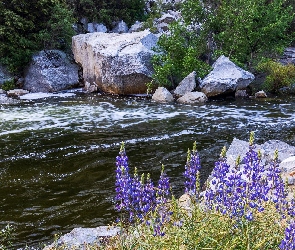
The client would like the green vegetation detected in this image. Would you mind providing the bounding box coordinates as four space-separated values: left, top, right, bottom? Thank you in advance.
0 0 75 73
1 79 15 91
0 224 13 249
256 59 295 93
152 0 295 90
0 0 145 74
104 202 285 249
152 22 211 89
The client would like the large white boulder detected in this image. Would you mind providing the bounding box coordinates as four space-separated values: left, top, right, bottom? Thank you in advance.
200 55 254 97
24 50 80 93
72 30 158 95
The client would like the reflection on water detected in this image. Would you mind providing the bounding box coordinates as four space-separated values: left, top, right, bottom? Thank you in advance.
0 93 295 248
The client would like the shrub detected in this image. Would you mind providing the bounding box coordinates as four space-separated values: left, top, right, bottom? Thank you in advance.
1 79 15 91
0 224 14 249
256 59 295 93
0 0 75 73
182 0 294 69
152 22 211 89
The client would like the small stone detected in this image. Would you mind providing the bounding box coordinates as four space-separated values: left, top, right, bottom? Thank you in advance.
177 92 207 104
255 90 267 98
235 89 249 98
152 87 174 103
7 89 29 97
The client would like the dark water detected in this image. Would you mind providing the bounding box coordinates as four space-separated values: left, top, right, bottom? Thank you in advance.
1 92 295 248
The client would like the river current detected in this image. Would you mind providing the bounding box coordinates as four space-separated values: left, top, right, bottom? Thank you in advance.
1 92 295 248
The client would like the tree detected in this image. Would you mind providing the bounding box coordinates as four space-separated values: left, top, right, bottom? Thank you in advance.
182 0 294 68
0 0 75 73
152 0 295 87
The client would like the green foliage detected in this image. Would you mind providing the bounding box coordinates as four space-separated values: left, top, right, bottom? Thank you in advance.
256 59 295 93
0 0 75 73
104 200 284 249
152 22 211 88
1 79 15 91
182 0 294 69
38 2 75 52
0 224 14 249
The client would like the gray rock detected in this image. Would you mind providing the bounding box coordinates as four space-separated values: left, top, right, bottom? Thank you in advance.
112 20 129 34
43 226 120 250
129 21 144 33
80 17 88 31
7 89 29 97
226 138 295 168
72 30 158 95
278 86 295 95
174 71 196 96
84 81 98 93
235 89 249 98
24 50 80 93
87 23 96 33
255 90 267 98
280 47 295 65
152 87 174 103
280 156 295 173
157 13 177 24
200 55 255 97
94 23 107 33
177 91 207 104
0 94 19 104
0 64 13 85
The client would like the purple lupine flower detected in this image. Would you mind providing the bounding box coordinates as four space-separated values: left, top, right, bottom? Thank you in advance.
157 165 171 204
129 167 142 221
267 149 288 217
115 142 132 213
184 142 201 197
205 132 274 221
279 220 295 249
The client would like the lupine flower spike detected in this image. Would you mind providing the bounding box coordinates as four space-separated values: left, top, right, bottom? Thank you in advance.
184 141 201 198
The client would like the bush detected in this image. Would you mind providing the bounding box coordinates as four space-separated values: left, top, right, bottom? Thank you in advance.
1 79 15 91
256 59 295 93
152 22 211 89
0 0 75 73
182 0 294 69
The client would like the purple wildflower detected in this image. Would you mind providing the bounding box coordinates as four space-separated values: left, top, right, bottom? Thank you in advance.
157 165 171 205
205 132 274 221
115 142 131 213
267 149 288 217
279 220 295 250
184 142 201 197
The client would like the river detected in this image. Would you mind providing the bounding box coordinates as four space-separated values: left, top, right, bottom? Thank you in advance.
1 92 295 248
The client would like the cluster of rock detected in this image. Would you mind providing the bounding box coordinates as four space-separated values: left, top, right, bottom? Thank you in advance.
2 0 295 102
151 55 267 104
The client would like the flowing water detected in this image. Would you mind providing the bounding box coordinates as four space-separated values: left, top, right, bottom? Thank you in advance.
1 91 295 248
